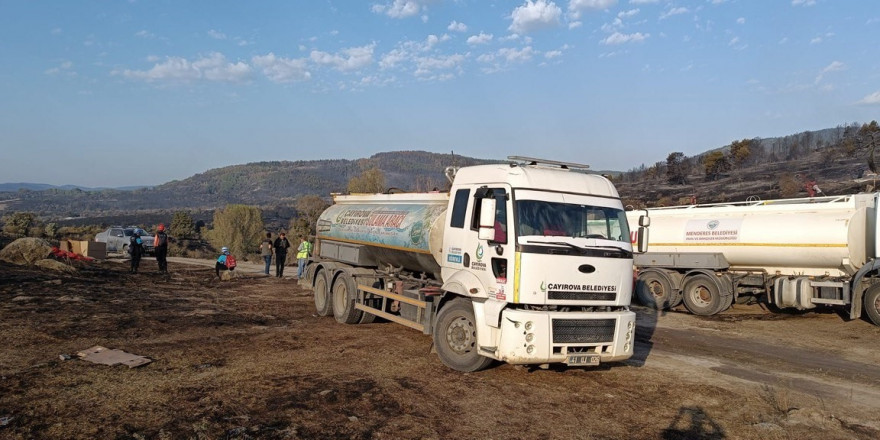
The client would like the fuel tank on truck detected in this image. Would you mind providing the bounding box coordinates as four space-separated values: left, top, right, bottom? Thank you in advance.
315 193 448 279
627 194 879 276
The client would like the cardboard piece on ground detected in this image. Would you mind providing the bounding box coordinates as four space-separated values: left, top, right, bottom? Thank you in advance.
77 345 151 368
57 239 107 259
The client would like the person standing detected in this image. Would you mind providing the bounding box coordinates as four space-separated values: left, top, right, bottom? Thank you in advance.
273 232 291 277
154 223 169 273
260 232 274 276
296 235 313 279
129 232 145 274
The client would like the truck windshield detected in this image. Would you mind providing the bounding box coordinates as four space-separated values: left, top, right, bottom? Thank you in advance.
516 200 630 243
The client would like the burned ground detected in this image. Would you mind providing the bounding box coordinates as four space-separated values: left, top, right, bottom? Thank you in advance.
1 259 879 439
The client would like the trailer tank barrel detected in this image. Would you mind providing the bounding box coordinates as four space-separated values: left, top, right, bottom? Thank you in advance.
315 193 448 277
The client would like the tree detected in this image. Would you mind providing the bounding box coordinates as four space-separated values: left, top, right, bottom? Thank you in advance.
170 211 196 239
778 173 800 198
207 204 264 259
703 151 730 181
666 152 688 185
2 212 38 237
729 139 751 168
347 168 386 193
290 195 330 238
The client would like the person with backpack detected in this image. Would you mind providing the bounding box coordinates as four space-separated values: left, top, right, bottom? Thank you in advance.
154 223 169 273
128 231 145 274
296 235 313 279
272 232 291 278
216 246 236 279
260 232 274 276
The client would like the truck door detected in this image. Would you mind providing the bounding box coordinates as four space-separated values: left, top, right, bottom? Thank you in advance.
441 186 513 300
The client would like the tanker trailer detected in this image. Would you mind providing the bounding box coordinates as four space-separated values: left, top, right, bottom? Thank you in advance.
626 193 880 325
301 156 641 372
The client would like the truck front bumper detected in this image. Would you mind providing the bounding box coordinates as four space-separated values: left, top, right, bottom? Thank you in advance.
493 308 636 365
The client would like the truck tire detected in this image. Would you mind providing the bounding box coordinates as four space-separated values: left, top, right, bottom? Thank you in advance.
865 284 880 326
332 271 363 324
432 298 493 372
357 277 381 324
636 271 675 310
682 274 726 316
313 271 332 317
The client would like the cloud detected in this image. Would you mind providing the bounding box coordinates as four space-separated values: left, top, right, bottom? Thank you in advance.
568 0 617 20
207 29 227 40
629 0 658 4
815 60 845 84
448 21 467 32
659 7 688 20
858 91 880 105
414 53 466 77
252 53 311 83
791 0 816 6
51 28 62 35
600 31 649 45
310 43 376 72
135 30 156 39
372 0 426 19
736 17 745 24
569 21 583 29
424 34 451 50
467 32 494 45
117 53 252 83
508 0 562 34
45 61 74 75
618 9 639 18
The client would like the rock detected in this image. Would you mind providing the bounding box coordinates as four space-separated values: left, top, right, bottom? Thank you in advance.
35 259 76 273
348 416 359 422
0 237 52 265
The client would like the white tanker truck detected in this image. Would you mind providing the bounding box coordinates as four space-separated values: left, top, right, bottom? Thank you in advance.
301 157 640 372
626 194 880 326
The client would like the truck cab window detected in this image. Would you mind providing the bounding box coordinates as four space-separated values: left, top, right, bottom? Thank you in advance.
471 188 508 244
450 189 469 228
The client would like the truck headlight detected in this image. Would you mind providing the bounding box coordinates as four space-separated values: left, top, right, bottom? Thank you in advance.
527 345 534 354
525 321 533 330
525 333 534 342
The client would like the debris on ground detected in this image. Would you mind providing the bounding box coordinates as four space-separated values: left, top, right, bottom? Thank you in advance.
0 237 52 265
76 346 152 368
35 259 76 273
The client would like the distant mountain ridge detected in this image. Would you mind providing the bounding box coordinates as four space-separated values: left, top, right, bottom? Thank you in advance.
0 151 498 217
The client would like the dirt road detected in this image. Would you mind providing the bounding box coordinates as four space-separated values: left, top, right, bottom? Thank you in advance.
1 258 878 439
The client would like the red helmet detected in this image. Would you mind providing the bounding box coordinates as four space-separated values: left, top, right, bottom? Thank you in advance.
158 224 165 232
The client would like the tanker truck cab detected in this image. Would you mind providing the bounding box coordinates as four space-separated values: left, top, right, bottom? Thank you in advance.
438 158 636 369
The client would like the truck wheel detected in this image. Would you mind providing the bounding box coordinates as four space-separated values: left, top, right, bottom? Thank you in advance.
865 284 880 326
313 271 332 317
432 298 493 372
357 277 380 324
332 272 363 324
636 271 674 309
682 274 725 316
122 244 128 256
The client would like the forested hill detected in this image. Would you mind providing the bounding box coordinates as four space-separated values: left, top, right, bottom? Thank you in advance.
0 151 497 217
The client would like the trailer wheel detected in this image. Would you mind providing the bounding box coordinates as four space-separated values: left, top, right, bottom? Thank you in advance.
636 271 675 310
682 274 725 316
313 270 332 317
433 298 493 372
332 272 363 324
865 284 880 326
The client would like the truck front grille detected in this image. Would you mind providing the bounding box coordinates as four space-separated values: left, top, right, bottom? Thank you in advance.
552 319 616 344
548 291 616 301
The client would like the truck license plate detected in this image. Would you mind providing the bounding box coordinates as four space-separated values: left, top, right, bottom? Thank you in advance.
567 355 600 366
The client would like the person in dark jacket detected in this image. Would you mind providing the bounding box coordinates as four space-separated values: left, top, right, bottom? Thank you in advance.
273 232 291 277
154 223 169 273
129 232 145 274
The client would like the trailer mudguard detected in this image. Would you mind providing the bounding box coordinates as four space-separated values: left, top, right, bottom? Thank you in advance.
441 270 486 299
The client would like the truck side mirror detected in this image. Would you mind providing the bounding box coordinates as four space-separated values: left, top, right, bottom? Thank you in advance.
639 214 650 227
637 227 649 253
478 198 497 241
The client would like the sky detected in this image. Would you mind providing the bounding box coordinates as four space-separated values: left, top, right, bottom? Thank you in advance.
1 0 879 187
